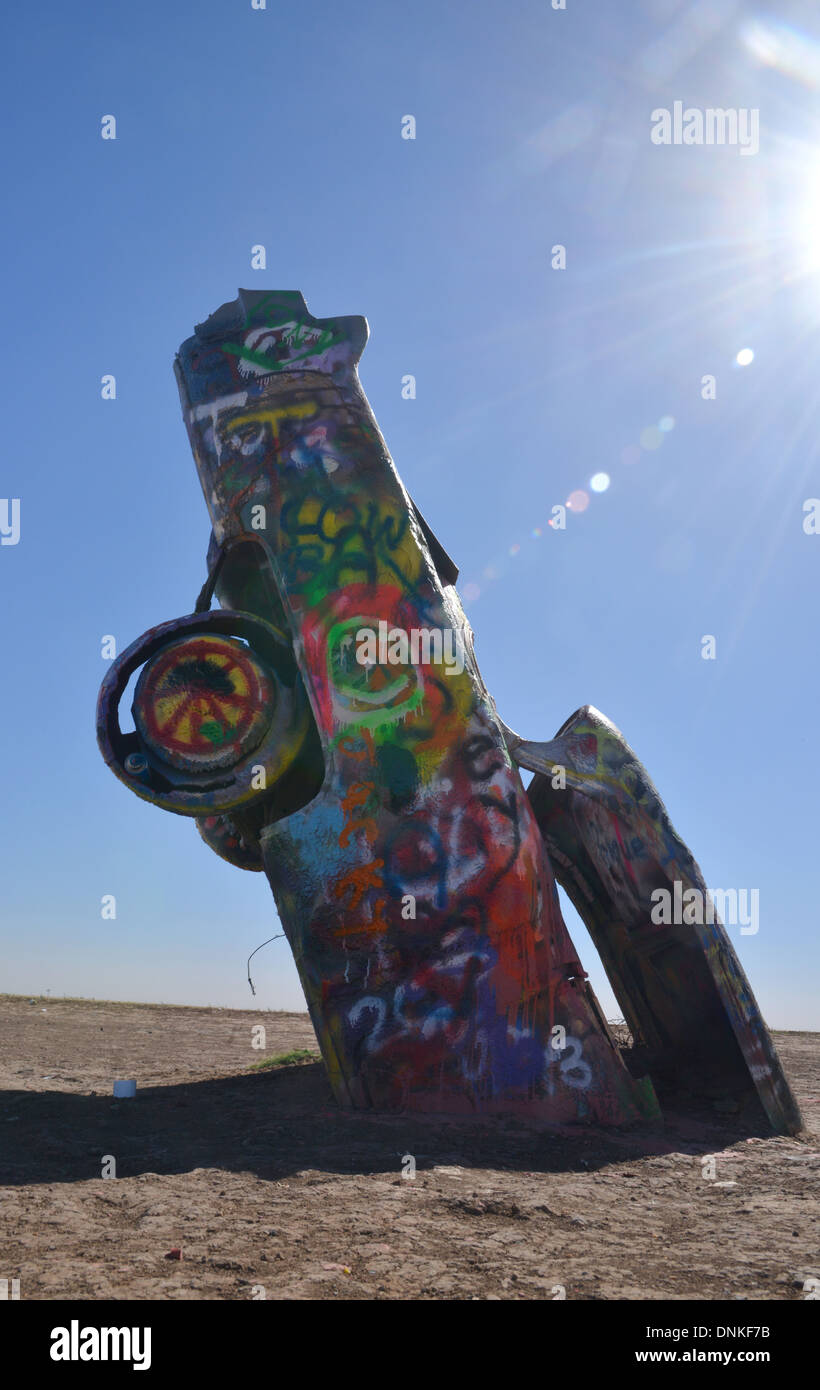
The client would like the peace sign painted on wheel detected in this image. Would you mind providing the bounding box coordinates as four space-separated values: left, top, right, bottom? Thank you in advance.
134 634 274 773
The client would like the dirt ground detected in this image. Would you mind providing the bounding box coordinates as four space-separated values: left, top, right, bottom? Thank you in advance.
0 994 816 1301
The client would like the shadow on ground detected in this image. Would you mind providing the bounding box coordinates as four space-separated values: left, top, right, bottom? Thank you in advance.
0 1061 777 1188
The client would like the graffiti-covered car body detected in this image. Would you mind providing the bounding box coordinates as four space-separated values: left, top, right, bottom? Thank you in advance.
97 289 801 1134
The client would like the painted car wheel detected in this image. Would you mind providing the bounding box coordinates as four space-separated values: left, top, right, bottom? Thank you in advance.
134 634 276 775
96 610 315 816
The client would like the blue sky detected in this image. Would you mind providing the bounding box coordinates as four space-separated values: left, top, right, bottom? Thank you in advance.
1 0 818 1027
